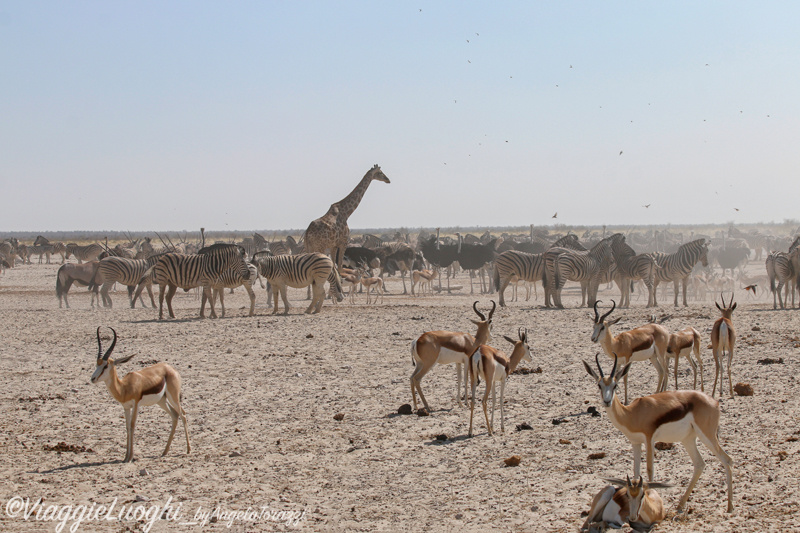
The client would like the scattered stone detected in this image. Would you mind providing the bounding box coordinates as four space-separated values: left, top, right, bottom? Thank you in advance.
777 451 788 462
397 404 413 415
416 408 429 417
43 442 93 453
752 326 761 331
455 513 464 520
587 406 600 417
226 348 232 354
134 495 148 502
655 442 674 451
139 468 149 476
515 423 533 431
504 455 521 467
734 383 754 396
306 333 314 338
514 366 543 375
552 418 566 425
757 357 783 365
333 413 345 421
588 452 606 460
787 436 798 443
435 434 448 441
559 439 571 445
229 451 243 457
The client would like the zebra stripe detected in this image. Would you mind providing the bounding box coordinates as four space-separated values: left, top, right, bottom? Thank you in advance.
251 252 343 314
153 243 250 319
766 237 800 309
201 263 259 317
66 243 104 263
95 255 164 308
610 233 657 308
648 239 709 307
552 238 614 308
494 250 545 307
25 244 54 264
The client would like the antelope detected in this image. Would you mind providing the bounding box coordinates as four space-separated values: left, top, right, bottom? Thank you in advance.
711 293 737 398
581 476 669 533
360 271 386 304
584 354 734 513
411 268 436 296
410 301 495 412
666 326 704 391
90 327 191 462
591 300 670 404
340 266 361 303
468 328 532 437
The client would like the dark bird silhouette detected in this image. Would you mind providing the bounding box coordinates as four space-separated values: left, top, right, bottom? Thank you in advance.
734 208 740 211
643 204 651 208
619 150 623 155
419 230 460 293
744 284 757 296
552 212 558 219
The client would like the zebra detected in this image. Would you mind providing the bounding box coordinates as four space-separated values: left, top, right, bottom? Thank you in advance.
152 243 251 320
92 254 164 308
66 243 104 263
494 250 546 306
200 263 260 318
250 252 344 315
33 235 67 264
543 235 590 308
609 233 657 308
648 239 710 307
766 236 800 309
552 237 615 308
0 241 19 267
24 244 54 264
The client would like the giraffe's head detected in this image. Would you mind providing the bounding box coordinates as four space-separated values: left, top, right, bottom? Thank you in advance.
369 164 390 184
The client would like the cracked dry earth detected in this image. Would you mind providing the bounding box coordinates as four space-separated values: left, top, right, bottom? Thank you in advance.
1 262 799 532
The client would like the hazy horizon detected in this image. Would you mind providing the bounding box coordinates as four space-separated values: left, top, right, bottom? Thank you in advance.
3 2 799 232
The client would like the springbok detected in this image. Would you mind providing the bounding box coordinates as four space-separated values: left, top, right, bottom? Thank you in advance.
591 300 669 404
581 476 669 533
410 301 495 412
584 354 734 513
666 326 704 391
91 327 190 462
468 328 532 437
711 293 737 398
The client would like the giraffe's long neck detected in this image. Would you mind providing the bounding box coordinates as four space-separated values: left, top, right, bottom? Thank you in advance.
334 172 375 222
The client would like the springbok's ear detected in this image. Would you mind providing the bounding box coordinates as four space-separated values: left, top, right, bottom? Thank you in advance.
114 354 135 365
616 363 632 379
607 317 622 326
583 361 599 379
731 302 737 311
715 302 722 311
468 319 480 327
503 335 516 345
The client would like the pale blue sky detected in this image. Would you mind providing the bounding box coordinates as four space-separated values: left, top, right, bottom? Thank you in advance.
2 2 798 232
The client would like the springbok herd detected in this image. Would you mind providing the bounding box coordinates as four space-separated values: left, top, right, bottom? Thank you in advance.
2 222 799 531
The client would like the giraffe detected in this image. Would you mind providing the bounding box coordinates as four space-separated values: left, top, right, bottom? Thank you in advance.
303 164 390 274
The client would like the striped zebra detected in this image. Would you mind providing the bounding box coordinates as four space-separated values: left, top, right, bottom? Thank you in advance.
200 263 260 317
543 235 588 307
494 250 546 307
610 233 657 308
66 243 104 263
33 236 67 264
648 239 710 307
152 243 250 320
0 241 19 267
250 252 344 315
24 244 53 264
766 236 800 309
552 236 615 308
92 255 164 309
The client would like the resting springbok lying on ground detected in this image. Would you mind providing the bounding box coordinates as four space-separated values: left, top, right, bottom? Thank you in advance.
91 327 190 462
468 327 532 437
410 301 495 412
711 293 737 398
581 476 669 533
584 354 734 513
591 300 669 404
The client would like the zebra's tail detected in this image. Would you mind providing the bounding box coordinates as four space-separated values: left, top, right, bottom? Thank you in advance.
328 266 344 302
493 267 500 293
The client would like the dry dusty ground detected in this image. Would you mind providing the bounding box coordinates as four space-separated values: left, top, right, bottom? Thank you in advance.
1 261 799 533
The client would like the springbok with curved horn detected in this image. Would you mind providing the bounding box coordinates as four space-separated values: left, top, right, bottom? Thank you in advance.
410 301 495 412
581 476 669 533
711 292 737 398
468 327 533 437
591 300 670 404
91 327 190 462
584 354 734 513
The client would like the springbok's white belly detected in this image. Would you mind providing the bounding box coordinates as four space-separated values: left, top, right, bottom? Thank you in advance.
437 347 467 366
652 414 694 443
630 344 656 362
601 497 625 527
139 388 166 407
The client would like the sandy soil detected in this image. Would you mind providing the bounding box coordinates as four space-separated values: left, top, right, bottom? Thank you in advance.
1 260 798 533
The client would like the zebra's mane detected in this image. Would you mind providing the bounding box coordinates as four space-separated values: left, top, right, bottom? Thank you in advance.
198 243 244 255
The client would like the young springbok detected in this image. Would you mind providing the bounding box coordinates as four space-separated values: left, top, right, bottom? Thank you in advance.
91 327 190 462
361 271 386 304
591 300 670 404
581 476 669 533
711 293 737 398
666 326 704 391
410 301 495 412
584 354 734 513
468 328 532 437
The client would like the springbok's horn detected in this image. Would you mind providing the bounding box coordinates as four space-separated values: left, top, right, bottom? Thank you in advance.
593 300 601 323
103 327 117 361
487 300 497 321
595 352 604 377
600 300 616 322
611 353 618 377
730 291 735 305
473 301 486 321
720 292 726 308
96 327 103 360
